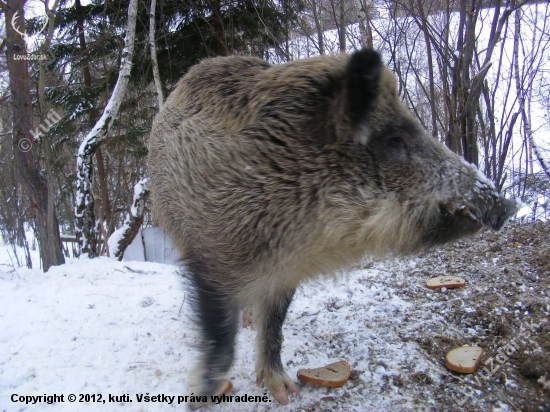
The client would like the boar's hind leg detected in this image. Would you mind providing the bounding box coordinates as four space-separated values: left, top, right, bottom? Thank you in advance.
188 272 239 403
255 288 300 404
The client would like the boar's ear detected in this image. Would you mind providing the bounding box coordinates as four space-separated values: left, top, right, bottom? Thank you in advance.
345 49 382 126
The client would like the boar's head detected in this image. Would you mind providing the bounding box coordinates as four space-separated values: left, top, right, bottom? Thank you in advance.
310 49 517 256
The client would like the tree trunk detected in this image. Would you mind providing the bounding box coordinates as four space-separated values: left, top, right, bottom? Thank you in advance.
75 0 139 257
207 0 228 55
310 0 324 55
339 0 346 52
149 0 164 110
4 0 65 272
109 179 149 261
415 0 438 138
514 9 550 180
357 0 373 49
444 0 526 166
76 0 113 251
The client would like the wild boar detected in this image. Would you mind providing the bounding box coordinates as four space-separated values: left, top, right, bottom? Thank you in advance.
148 49 517 407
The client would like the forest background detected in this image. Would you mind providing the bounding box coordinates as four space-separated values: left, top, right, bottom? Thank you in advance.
1 0 549 271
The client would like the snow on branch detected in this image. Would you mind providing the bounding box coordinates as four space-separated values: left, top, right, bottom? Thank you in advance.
74 0 138 256
108 178 150 261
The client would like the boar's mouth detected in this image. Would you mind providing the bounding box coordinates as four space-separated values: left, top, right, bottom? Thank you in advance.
422 204 482 246
462 197 518 231
422 198 517 248
457 205 483 231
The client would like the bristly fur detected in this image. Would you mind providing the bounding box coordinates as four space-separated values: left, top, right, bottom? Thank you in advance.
148 49 516 406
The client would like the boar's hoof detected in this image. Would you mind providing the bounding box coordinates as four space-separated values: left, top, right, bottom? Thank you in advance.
256 370 300 404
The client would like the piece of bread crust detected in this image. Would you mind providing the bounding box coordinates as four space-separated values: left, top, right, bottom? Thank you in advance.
297 360 351 387
426 276 466 289
445 346 483 373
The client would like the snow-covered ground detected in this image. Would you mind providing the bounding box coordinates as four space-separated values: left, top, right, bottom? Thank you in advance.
1 222 549 411
0 245 428 411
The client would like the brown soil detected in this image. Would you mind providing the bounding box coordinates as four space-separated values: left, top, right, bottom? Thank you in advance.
295 221 550 412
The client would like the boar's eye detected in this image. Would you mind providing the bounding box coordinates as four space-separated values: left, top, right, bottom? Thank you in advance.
370 121 413 161
378 134 409 163
386 136 408 151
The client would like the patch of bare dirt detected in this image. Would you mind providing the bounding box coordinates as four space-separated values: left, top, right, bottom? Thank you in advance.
390 221 550 411
295 221 549 411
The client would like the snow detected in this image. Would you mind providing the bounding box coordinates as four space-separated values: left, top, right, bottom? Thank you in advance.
106 179 149 259
130 179 149 217
2 221 548 410
107 225 129 259
0 245 434 411
463 158 496 191
516 204 532 219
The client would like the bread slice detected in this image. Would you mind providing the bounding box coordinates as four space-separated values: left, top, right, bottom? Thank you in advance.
297 360 351 387
426 276 466 289
445 346 483 373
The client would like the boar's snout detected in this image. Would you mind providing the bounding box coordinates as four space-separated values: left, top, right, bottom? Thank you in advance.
466 195 518 232
427 195 516 248
452 196 517 236
424 165 518 248
497 198 520 229
444 169 518 237
462 167 518 232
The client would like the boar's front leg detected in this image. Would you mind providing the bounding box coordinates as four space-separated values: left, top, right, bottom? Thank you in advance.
188 270 239 409
254 287 300 404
